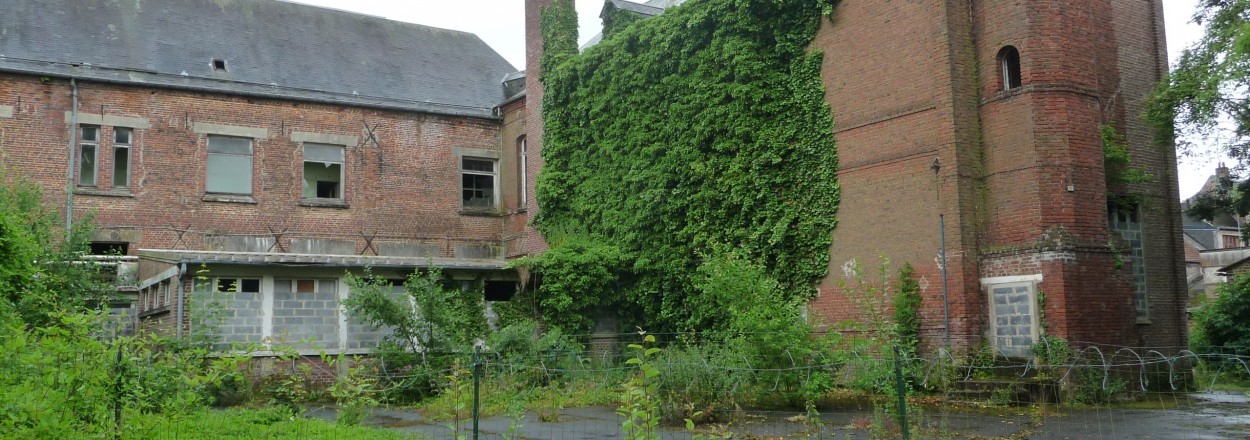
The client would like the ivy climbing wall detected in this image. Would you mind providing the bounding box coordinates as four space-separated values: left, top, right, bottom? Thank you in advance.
535 0 842 327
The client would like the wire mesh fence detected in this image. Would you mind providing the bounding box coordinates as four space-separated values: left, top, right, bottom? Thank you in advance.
45 333 1250 439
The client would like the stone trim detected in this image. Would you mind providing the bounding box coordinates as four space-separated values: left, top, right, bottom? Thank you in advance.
192 122 269 140
452 146 500 159
980 274 1043 285
64 112 151 129
0 105 13 118
291 131 358 146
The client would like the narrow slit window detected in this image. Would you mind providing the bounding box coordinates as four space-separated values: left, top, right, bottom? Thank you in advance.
113 127 131 188
999 46 1022 90
518 136 528 208
302 143 344 199
78 125 99 187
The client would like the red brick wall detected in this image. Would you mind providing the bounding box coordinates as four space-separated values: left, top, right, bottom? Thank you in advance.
809 0 1185 353
811 0 983 352
520 0 554 257
0 74 505 256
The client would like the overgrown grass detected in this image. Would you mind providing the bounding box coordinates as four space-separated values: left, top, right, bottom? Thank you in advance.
416 373 622 421
1194 368 1250 392
124 408 419 440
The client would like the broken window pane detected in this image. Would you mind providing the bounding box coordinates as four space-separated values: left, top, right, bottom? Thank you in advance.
240 279 260 293
303 162 342 198
303 144 344 199
462 173 495 208
296 279 316 293
461 157 497 209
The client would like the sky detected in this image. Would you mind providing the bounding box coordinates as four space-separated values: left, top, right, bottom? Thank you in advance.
285 0 1213 199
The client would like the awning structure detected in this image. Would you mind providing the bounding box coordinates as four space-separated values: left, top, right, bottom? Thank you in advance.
138 249 508 270
135 248 512 290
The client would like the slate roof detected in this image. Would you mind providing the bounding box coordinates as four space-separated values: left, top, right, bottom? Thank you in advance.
0 0 517 118
604 0 664 18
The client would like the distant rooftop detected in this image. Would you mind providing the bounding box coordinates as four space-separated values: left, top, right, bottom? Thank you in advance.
0 0 517 118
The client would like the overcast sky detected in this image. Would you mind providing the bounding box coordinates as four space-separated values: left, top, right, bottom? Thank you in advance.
286 0 1213 199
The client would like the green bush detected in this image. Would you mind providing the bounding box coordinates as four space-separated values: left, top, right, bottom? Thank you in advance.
342 269 487 403
1193 272 1250 376
653 342 751 422
485 321 583 385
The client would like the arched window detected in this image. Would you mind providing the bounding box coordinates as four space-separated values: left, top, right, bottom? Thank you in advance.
998 46 1022 90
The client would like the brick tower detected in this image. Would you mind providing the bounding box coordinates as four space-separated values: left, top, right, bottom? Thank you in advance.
810 0 1186 353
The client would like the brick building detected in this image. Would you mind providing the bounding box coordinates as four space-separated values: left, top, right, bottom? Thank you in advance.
2 0 1189 356
524 0 1188 354
0 0 530 352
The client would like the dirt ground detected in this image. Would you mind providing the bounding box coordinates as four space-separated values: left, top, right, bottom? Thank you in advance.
306 390 1250 439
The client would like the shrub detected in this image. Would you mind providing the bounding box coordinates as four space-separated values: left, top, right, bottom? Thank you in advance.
1193 271 1250 378
342 268 488 403
653 342 751 422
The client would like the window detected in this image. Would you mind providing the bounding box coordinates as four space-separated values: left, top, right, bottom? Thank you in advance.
78 125 99 187
988 282 1038 358
1222 234 1241 249
212 58 227 71
518 136 528 208
113 127 132 188
999 46 1022 90
303 143 344 199
89 241 128 255
462 157 498 209
206 135 253 194
1108 204 1147 319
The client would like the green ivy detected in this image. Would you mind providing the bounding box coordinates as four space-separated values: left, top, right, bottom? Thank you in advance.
537 0 842 331
1102 123 1152 210
507 235 630 334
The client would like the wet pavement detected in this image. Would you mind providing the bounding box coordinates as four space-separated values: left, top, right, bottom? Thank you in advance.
306 391 1250 439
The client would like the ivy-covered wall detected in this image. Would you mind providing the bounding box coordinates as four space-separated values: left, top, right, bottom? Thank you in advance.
534 0 841 330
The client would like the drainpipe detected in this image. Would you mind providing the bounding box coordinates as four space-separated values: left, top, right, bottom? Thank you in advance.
65 78 79 235
176 262 186 339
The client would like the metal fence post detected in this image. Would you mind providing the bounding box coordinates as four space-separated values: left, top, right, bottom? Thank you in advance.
113 344 124 440
473 345 482 440
894 345 910 440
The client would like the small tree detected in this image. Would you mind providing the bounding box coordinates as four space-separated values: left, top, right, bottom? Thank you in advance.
0 174 114 328
342 268 487 402
1193 271 1250 376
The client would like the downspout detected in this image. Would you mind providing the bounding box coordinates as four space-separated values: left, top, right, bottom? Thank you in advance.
176 262 186 339
65 78 78 236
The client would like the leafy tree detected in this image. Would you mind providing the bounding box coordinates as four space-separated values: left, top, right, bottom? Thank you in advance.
1192 271 1250 361
0 174 114 328
1147 0 1250 160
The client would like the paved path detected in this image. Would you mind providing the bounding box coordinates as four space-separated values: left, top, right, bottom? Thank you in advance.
307 391 1250 439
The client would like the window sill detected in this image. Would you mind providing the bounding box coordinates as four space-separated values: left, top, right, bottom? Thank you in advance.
75 188 135 198
202 194 257 204
459 208 504 217
300 198 349 209
1136 317 1152 325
